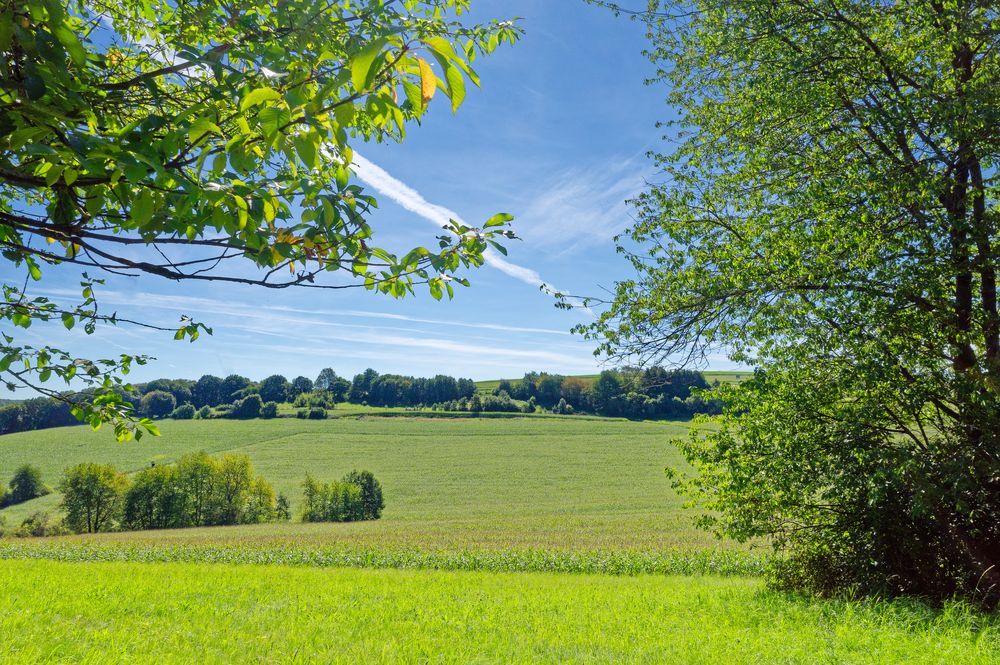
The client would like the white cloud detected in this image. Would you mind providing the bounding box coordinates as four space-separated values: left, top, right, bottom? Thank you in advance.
32 288 571 337
514 158 649 254
352 152 559 292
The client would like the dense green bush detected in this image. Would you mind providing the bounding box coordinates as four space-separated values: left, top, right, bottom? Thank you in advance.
260 401 278 419
3 464 49 507
197 405 211 419
230 395 262 419
13 512 69 538
296 408 308 419
170 403 196 420
307 407 326 420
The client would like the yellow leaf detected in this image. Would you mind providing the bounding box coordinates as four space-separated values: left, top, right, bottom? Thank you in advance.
418 58 436 105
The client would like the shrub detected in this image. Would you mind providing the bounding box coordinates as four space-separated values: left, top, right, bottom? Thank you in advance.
13 512 69 538
5 464 49 507
261 401 278 419
342 470 384 520
307 407 326 420
170 403 196 420
296 408 308 419
230 394 262 419
59 463 129 533
140 390 176 419
197 405 211 419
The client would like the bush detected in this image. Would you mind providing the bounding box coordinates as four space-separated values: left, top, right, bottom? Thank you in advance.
13 512 69 538
261 401 278 419
296 408 308 419
59 463 129 533
197 405 211 419
342 470 384 520
140 390 176 419
230 394 262 419
170 403 196 420
307 407 326 420
4 464 49 507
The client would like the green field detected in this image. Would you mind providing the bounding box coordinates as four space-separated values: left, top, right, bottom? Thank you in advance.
0 417 710 551
1 415 996 662
0 559 996 663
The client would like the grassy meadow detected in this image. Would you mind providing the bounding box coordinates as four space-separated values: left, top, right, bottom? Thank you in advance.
2 559 997 664
1 414 997 662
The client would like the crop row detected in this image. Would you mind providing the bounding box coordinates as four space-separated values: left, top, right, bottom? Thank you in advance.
0 541 768 577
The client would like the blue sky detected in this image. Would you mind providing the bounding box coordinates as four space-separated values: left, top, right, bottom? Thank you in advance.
16 1 738 386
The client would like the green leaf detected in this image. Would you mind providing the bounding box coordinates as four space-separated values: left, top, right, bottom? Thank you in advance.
444 62 466 112
293 135 317 169
350 38 389 92
484 213 513 228
130 190 155 226
62 312 75 330
240 88 283 111
53 24 87 67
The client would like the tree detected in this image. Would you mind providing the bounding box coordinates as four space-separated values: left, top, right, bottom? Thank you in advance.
585 1 1000 606
176 452 217 527
213 454 254 525
123 465 186 530
290 376 313 398
314 369 337 392
6 464 48 506
192 375 224 408
60 463 129 533
220 375 251 405
140 390 176 419
258 374 290 404
1 1 520 440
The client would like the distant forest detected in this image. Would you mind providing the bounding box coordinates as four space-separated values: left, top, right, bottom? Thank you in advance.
0 367 723 436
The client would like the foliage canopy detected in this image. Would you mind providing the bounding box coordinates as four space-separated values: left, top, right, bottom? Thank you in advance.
587 0 1000 606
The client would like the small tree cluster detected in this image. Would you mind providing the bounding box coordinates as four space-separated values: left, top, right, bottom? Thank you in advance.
59 452 280 533
301 470 383 523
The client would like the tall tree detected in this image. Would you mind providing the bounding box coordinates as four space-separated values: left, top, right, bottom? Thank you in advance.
586 1 1000 606
1 0 520 439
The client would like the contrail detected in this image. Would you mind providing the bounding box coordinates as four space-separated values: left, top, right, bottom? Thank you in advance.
351 152 555 292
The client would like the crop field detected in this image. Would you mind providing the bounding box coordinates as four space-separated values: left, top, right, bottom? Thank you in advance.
0 417 711 551
1 415 998 663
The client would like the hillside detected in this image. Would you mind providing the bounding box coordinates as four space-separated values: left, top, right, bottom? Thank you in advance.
0 416 713 552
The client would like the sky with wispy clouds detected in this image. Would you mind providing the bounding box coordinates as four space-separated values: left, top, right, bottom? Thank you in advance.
14 1 740 387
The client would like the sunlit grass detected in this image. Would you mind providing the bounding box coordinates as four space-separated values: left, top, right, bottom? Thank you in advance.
1 559 996 664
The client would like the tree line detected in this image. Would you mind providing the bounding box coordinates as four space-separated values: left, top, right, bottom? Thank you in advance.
0 366 723 436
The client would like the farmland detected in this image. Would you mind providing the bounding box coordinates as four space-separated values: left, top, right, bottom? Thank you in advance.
1 415 998 662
